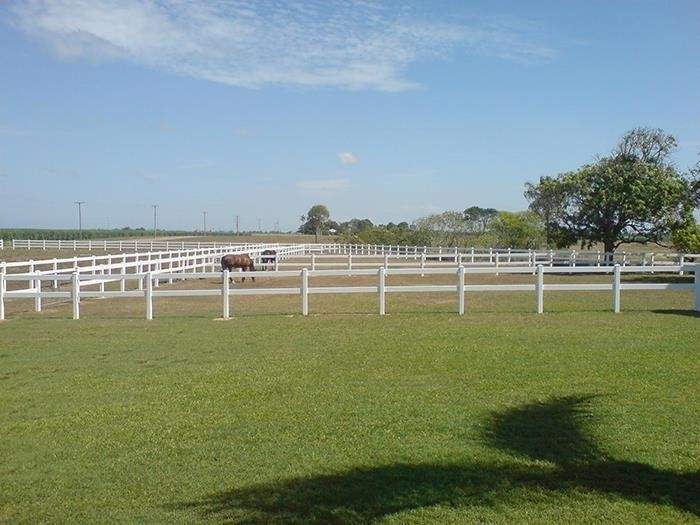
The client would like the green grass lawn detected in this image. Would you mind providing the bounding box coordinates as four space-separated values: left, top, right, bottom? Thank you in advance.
1 310 698 524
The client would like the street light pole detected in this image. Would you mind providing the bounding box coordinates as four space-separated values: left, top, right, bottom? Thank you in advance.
152 204 158 238
74 201 85 238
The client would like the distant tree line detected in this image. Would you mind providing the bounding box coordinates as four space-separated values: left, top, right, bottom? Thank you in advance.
298 206 545 249
0 227 285 242
299 128 700 252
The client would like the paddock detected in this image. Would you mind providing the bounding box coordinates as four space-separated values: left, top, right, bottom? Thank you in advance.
1 240 698 320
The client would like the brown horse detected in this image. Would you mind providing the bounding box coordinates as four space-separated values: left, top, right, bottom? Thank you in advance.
221 254 256 283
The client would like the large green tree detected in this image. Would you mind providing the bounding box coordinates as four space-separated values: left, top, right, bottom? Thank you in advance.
525 128 696 254
299 204 330 242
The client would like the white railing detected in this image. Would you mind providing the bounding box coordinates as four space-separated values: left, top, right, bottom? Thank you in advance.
4 242 696 283
1 264 697 320
303 243 697 268
7 238 295 252
1 243 291 273
8 239 696 270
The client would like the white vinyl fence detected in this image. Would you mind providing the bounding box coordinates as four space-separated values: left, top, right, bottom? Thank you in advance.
1 262 698 321
7 238 697 268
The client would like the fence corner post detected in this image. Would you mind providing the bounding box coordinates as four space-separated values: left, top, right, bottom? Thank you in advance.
72 272 80 320
613 264 621 313
458 265 465 315
536 265 544 314
222 269 230 319
301 268 309 316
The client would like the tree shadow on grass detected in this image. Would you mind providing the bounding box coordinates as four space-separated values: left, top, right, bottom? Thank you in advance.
622 275 693 284
651 309 700 318
172 395 699 524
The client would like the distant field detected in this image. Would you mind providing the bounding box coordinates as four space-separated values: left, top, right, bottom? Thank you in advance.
1 307 698 523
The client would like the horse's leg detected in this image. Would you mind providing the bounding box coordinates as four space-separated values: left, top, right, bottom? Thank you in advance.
250 265 256 282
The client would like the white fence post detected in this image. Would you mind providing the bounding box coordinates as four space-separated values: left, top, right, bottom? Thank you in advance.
301 268 309 316
222 269 230 319
311 253 316 271
613 264 621 313
120 257 127 292
379 266 386 315
72 272 80 320
679 254 685 276
536 265 544 314
0 267 5 321
458 265 465 315
694 264 700 312
146 272 153 320
34 272 42 312
420 253 426 277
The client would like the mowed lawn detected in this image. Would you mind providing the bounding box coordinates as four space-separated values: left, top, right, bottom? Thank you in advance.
1 303 699 523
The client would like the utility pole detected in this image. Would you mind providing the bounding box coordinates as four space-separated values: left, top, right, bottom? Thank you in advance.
202 211 207 234
236 215 239 235
152 204 158 238
258 218 262 232
74 201 85 238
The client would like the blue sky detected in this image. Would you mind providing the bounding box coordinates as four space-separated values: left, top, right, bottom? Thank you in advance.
1 0 699 231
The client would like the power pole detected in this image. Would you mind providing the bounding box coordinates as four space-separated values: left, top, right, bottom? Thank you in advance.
152 204 158 238
258 218 262 232
202 211 207 234
74 201 85 238
236 215 239 234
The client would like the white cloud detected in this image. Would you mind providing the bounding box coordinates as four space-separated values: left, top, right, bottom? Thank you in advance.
10 1 556 92
338 152 359 165
297 178 348 190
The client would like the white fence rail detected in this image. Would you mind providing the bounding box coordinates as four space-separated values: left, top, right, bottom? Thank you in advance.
6 238 697 268
6 238 289 252
1 263 698 320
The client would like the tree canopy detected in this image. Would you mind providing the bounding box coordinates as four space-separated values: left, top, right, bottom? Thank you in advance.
463 206 499 234
525 128 696 253
299 204 331 241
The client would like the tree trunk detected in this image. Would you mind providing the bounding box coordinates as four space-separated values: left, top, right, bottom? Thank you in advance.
314 226 319 243
603 239 616 264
